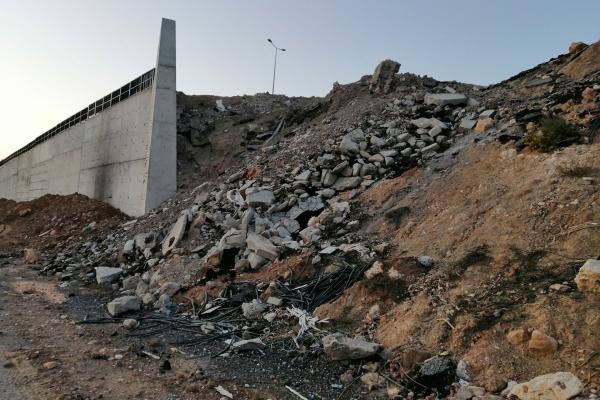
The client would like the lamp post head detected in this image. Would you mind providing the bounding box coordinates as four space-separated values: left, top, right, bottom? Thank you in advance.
281 48 286 51
267 38 272 43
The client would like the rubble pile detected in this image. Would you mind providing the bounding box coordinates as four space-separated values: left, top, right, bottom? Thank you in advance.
4 40 600 399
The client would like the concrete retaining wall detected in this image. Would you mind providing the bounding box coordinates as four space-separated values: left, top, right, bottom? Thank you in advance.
0 19 176 216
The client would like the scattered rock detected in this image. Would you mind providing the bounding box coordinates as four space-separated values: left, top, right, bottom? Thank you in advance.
332 177 362 191
266 296 283 306
232 338 266 351
360 372 385 390
417 356 455 390
528 329 558 354
18 208 31 217
569 42 588 54
456 359 473 382
322 333 380 360
23 248 40 264
158 281 181 297
95 266 123 284
162 213 188 256
122 318 139 330
474 117 494 133
424 93 467 106
369 59 400 94
43 361 59 370
107 296 141 316
246 189 275 208
507 328 529 345
242 300 268 319
417 256 434 267
246 233 278 261
574 259 600 294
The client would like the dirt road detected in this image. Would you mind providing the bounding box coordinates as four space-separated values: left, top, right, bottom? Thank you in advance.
0 258 361 400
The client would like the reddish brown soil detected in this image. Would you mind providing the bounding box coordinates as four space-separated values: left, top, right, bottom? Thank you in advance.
0 193 126 252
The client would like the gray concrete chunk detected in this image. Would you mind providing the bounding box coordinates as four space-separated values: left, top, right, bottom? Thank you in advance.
332 177 362 191
107 296 141 316
246 233 279 261
424 93 467 106
95 267 123 284
246 189 275 208
322 333 380 360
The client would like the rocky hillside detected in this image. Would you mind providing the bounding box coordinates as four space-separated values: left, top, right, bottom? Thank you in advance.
2 41 600 400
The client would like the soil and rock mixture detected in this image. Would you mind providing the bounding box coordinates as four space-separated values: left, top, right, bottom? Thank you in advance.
0 193 125 252
1 42 600 400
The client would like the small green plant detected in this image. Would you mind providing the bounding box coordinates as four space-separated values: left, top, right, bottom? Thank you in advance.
525 115 581 152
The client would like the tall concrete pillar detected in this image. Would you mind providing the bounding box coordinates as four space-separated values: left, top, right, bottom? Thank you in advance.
145 18 177 212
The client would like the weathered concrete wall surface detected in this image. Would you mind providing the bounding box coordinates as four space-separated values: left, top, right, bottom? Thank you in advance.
0 19 176 216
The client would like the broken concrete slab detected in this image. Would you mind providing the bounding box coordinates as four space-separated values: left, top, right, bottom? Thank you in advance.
246 189 275 208
162 214 188 256
424 93 467 106
575 259 600 295
246 233 279 261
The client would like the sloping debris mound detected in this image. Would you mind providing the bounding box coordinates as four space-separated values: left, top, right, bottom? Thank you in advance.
0 193 126 252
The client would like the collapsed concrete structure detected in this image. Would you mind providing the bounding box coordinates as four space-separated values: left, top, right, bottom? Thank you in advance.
0 18 176 216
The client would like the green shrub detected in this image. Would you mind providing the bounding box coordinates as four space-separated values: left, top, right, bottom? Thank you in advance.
525 116 581 152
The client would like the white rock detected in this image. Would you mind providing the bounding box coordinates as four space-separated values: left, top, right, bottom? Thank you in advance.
158 281 181 297
510 372 583 400
246 189 275 208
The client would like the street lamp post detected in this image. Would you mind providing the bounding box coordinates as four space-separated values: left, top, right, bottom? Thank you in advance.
267 38 285 95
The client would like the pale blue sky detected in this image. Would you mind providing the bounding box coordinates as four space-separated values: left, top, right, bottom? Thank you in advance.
1 0 599 159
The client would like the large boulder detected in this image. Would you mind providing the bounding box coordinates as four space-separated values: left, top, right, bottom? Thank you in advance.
322 333 380 360
369 59 400 94
509 372 583 400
